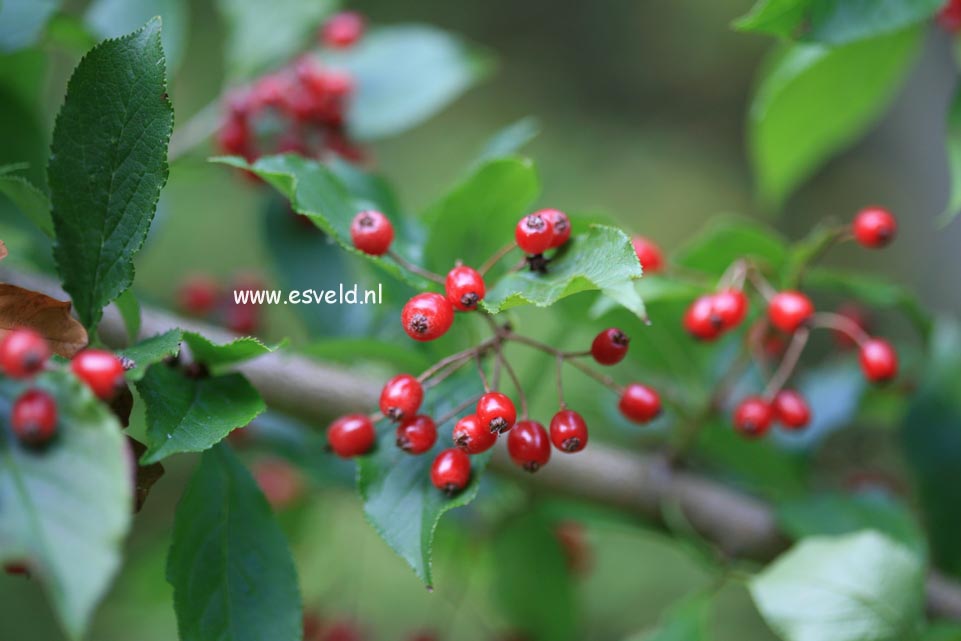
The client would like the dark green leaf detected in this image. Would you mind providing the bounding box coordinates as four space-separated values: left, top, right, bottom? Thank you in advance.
48 18 174 330
85 0 188 72
674 217 789 275
167 444 301 641
623 593 712 641
182 331 273 370
119 329 182 381
0 165 52 237
0 0 62 52
938 88 961 227
114 288 141 343
472 117 540 167
0 51 49 188
924 623 961 641
0 371 131 640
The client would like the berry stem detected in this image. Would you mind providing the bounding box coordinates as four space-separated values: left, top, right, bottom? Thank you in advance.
434 392 486 427
495 345 528 420
478 242 518 276
556 352 566 409
417 338 498 383
746 267 777 302
476 353 491 392
783 223 849 288
762 327 810 399
503 331 622 394
718 258 748 291
810 311 870 346
386 250 446 285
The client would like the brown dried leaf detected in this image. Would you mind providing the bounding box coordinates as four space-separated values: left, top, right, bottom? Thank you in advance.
0 283 88 357
125 436 165 513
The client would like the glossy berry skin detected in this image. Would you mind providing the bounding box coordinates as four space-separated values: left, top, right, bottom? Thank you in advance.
768 291 814 334
445 266 486 312
852 207 897 248
631 236 664 274
733 397 773 438
321 11 365 48
350 210 394 256
177 275 220 316
549 409 589 453
540 209 571 248
401 293 454 341
476 391 517 433
11 389 58 447
939 0 961 31
71 350 125 401
772 390 810 429
452 413 497 454
379 374 423 422
0 328 50 378
326 414 376 458
618 383 662 423
713 289 748 329
515 213 554 255
859 338 898 383
590 328 630 365
684 295 723 341
508 420 551 472
395 415 437 454
430 448 471 495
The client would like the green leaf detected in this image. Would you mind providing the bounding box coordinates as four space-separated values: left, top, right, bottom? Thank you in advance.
167 444 301 641
85 0 188 72
119 329 183 381
0 0 62 52
924 623 961 641
482 225 646 320
48 18 174 330
623 593 712 641
136 364 266 463
749 28 921 208
750 531 926 641
0 371 131 640
0 168 53 237
472 117 540 167
674 217 789 275
336 25 493 140
938 88 961 227
734 0 809 39
182 331 273 370
114 288 141 343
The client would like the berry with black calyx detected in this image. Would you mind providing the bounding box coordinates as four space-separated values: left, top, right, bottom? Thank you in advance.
379 373 423 422
445 265 486 312
684 295 723 340
476 391 517 433
11 389 58 448
540 209 571 248
515 213 554 255
395 415 437 454
852 207 897 248
350 210 394 256
549 409 588 453
430 448 471 496
0 328 50 379
453 413 497 454
507 420 551 472
401 293 455 341
733 396 773 438
590 328 630 365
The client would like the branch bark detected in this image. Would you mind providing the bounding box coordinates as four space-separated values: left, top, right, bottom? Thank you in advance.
4 267 960 620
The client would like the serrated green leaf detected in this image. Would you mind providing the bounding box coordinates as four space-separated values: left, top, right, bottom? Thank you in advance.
0 167 52 237
674 217 789 276
114 288 141 343
136 364 266 463
182 331 273 370
750 531 925 641
749 28 921 208
482 225 645 320
0 0 62 52
472 117 540 167
85 0 188 72
167 444 301 641
119 329 183 381
48 18 174 330
938 88 961 227
0 371 131 640
623 592 712 641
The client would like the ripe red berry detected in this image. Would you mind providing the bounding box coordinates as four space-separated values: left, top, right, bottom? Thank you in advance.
539 209 571 248
772 390 810 429
631 236 664 274
379 373 423 422
326 414 376 458
350 210 394 256
216 116 250 156
549 409 589 453
224 302 260 335
71 349 125 401
618 383 662 423
453 413 497 454
445 266 486 312
859 338 898 383
590 328 630 365
507 420 551 472
11 389 58 447
401 293 455 341
939 0 961 31
713 289 748 329
515 213 554 255
476 391 517 433
767 291 814 334
321 11 365 48
852 207 897 248
733 397 773 438
177 275 220 316
0 328 50 378
252 458 304 510
684 295 723 341
395 415 437 455
430 448 471 496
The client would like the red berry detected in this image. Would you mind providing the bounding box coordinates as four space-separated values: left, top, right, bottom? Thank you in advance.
11 389 58 447
71 349 125 401
452 413 497 454
539 209 571 248
507 420 551 472
476 391 517 433
0 328 50 378
445 266 486 312
379 373 423 422
177 274 220 316
350 210 394 256
224 302 260 335
395 415 437 454
939 0 961 31
401 293 455 341
772 390 810 429
618 383 662 423
321 11 365 48
852 207 897 248
216 116 250 156
713 289 748 329
430 448 471 495
252 458 304 510
326 414 376 458
768 291 814 334
515 213 554 255
590 328 630 365
684 295 723 341
859 338 898 383
549 409 588 453
733 397 773 438
631 235 664 274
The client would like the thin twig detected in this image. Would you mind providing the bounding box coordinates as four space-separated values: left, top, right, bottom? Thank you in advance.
478 242 518 276
746 268 777 302
435 393 485 427
556 353 566 409
476 353 490 392
417 339 496 383
496 345 527 419
762 327 810 399
811 311 870 346
387 250 446 284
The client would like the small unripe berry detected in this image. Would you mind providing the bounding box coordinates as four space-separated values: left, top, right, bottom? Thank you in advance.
859 338 898 383
772 390 810 429
395 415 437 455
507 420 551 472
379 374 423 422
430 448 471 496
549 409 588 453
540 209 571 248
321 11 365 48
631 236 664 274
177 275 220 316
350 210 394 256
684 295 723 340
590 328 630 365
0 328 50 378
515 213 554 255
453 413 497 454
327 414 376 457
401 293 454 341
71 349 125 401
618 383 661 423
852 207 897 248
733 397 773 438
11 389 58 448
768 291 814 334
713 289 748 330
445 266 486 312
476 391 517 433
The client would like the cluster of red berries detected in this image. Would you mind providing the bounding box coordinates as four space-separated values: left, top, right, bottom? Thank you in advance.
177 272 265 335
1 328 126 448
217 11 367 166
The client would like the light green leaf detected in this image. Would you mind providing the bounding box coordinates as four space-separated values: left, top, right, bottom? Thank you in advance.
0 167 53 237
119 329 183 381
0 0 62 52
472 117 540 167
938 88 961 227
182 331 273 370
623 593 712 641
674 217 789 275
114 288 141 343
734 0 809 39
48 18 174 330
85 0 188 72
